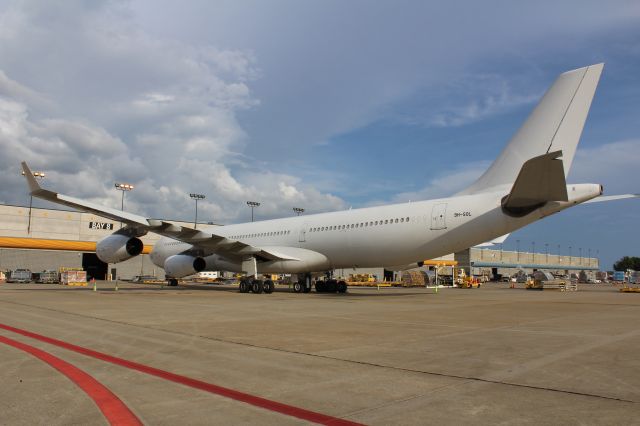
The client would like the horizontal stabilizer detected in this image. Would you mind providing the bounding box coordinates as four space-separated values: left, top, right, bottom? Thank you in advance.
584 194 640 204
501 151 568 216
474 233 510 247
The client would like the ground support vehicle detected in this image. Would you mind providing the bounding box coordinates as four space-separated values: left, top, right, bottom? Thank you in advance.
36 270 59 284
7 269 32 283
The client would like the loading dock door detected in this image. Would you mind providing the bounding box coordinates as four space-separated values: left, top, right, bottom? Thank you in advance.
430 203 447 230
82 253 107 280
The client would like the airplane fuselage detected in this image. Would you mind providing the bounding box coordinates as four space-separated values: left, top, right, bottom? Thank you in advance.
150 184 602 274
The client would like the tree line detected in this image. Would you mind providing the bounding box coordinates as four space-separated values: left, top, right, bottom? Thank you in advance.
613 256 640 271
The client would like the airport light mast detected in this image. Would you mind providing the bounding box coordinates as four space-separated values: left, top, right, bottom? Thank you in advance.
246 201 260 222
190 193 205 229
21 170 45 234
114 183 134 229
293 207 305 216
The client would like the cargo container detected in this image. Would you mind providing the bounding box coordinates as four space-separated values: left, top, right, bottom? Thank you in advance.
36 270 59 284
7 269 32 283
60 269 87 286
613 271 626 282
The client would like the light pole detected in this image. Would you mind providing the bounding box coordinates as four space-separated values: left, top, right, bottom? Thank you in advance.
115 183 134 228
190 193 205 229
246 201 260 222
545 243 549 263
22 170 45 234
516 239 520 262
569 246 572 265
293 207 305 216
532 241 535 263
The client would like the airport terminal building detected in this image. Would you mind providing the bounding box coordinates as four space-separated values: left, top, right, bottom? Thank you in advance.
0 204 177 280
0 204 599 281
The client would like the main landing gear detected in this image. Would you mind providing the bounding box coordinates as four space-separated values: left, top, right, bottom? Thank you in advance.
315 279 347 293
291 273 347 294
167 278 179 286
293 273 312 293
239 278 274 294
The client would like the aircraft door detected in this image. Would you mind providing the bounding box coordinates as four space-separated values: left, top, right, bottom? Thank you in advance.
298 223 308 242
430 203 447 230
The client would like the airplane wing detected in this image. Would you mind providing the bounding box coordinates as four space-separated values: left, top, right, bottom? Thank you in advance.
21 162 299 262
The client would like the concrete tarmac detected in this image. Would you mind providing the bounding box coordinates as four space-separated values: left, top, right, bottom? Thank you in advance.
0 281 638 425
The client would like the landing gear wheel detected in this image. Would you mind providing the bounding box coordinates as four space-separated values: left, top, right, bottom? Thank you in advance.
315 281 325 293
326 279 338 292
263 280 274 294
251 280 264 294
293 281 303 293
239 279 250 293
168 278 178 287
303 285 311 293
337 281 347 293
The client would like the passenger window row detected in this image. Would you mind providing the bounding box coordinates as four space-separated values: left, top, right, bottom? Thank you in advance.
309 217 410 233
231 230 291 240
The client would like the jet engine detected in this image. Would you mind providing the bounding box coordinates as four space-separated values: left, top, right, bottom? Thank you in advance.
96 234 144 263
164 254 206 278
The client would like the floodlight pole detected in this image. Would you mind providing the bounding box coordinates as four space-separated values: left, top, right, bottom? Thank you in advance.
532 241 535 263
190 193 205 229
115 183 134 228
293 207 305 216
545 243 549 263
22 171 45 234
579 247 582 265
247 201 260 222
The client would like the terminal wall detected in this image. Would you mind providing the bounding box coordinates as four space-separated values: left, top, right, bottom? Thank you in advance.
0 204 216 280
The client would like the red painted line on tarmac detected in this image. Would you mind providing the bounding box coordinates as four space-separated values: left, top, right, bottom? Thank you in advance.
0 323 363 426
0 334 142 426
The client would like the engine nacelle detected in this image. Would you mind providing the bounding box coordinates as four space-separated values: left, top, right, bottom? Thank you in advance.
164 254 206 278
96 234 144 264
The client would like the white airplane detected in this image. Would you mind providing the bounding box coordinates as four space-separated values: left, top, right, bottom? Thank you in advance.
21 63 637 293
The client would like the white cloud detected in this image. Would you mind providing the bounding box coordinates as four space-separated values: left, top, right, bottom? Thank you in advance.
0 2 345 224
361 161 490 207
569 139 640 194
394 74 542 128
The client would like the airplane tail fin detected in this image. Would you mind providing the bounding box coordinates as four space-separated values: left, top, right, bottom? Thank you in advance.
458 63 604 195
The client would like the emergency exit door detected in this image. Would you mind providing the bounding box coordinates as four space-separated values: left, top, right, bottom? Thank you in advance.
430 203 447 230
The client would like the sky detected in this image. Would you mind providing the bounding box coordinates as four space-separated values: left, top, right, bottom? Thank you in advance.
0 0 638 270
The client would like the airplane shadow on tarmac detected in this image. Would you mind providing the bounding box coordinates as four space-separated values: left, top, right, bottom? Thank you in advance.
2 283 430 297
